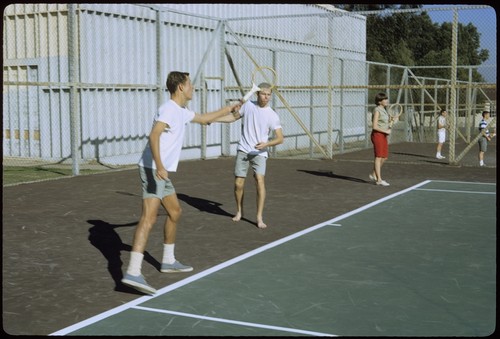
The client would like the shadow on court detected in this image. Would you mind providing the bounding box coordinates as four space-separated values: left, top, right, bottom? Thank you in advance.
177 193 233 217
2 142 496 335
87 220 160 294
298 169 369 184
177 193 257 227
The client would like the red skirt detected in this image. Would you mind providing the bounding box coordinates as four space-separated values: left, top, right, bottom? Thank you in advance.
371 131 389 158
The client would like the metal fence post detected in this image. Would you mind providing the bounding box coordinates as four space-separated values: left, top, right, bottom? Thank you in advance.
156 9 164 106
327 15 334 159
449 8 459 163
68 4 80 176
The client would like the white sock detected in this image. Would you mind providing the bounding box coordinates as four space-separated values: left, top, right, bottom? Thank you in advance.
480 160 484 166
436 153 441 157
162 243 176 264
126 251 144 276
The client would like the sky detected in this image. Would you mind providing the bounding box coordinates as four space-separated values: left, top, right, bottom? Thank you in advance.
423 4 496 82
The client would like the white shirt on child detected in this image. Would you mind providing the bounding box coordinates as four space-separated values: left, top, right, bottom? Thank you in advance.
438 116 446 131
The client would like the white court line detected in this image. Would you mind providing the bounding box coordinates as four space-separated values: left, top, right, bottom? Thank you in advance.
428 180 496 186
50 180 432 336
415 188 496 195
133 306 336 337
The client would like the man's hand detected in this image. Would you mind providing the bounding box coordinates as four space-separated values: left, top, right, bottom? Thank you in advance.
255 142 266 150
230 101 242 114
156 168 168 180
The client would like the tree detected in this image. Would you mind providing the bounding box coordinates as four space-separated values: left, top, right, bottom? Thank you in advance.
336 4 489 82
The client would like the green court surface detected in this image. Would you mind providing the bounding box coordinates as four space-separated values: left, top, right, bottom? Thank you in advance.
52 180 496 336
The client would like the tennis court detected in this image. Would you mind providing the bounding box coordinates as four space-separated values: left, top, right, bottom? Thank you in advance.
3 3 497 336
49 179 496 336
2 142 496 336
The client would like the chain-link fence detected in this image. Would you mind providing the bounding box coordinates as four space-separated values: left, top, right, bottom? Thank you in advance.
3 4 496 184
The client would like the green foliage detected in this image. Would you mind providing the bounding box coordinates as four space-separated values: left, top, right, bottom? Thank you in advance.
337 4 489 82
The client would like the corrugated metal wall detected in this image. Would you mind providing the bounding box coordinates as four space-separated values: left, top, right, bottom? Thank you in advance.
77 4 159 164
3 3 367 165
4 4 72 160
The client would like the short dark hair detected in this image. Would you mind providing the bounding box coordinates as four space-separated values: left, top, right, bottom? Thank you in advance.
166 71 190 94
482 110 490 117
375 92 388 105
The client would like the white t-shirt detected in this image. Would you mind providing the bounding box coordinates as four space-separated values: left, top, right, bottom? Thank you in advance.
438 116 446 131
139 100 195 172
237 100 282 157
437 115 446 141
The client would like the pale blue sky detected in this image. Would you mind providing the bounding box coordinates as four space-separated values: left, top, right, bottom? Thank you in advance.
424 5 496 82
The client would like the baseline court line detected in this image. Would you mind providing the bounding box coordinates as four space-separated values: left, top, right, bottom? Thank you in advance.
428 180 496 186
415 188 496 195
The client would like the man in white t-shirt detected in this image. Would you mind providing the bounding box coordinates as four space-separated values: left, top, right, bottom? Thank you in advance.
122 71 240 295
216 82 284 229
436 108 447 159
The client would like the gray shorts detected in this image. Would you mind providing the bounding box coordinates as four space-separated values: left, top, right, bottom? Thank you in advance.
139 166 176 199
234 151 267 177
478 137 488 152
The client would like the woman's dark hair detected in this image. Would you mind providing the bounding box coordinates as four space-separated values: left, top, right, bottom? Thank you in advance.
374 92 388 105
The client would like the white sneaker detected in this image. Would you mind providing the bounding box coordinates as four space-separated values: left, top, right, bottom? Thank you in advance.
369 174 377 182
436 155 445 159
376 180 390 186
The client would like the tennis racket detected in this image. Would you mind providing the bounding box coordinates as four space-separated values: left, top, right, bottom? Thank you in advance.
242 66 277 102
388 103 403 128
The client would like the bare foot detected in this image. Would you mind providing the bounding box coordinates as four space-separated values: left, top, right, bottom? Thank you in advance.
232 212 242 222
257 220 267 229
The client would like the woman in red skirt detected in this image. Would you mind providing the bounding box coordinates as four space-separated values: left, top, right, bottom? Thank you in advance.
369 92 392 186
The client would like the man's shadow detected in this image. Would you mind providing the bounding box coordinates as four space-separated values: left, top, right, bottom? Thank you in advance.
391 151 430 158
177 193 233 216
87 220 160 294
298 169 368 183
177 193 256 227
